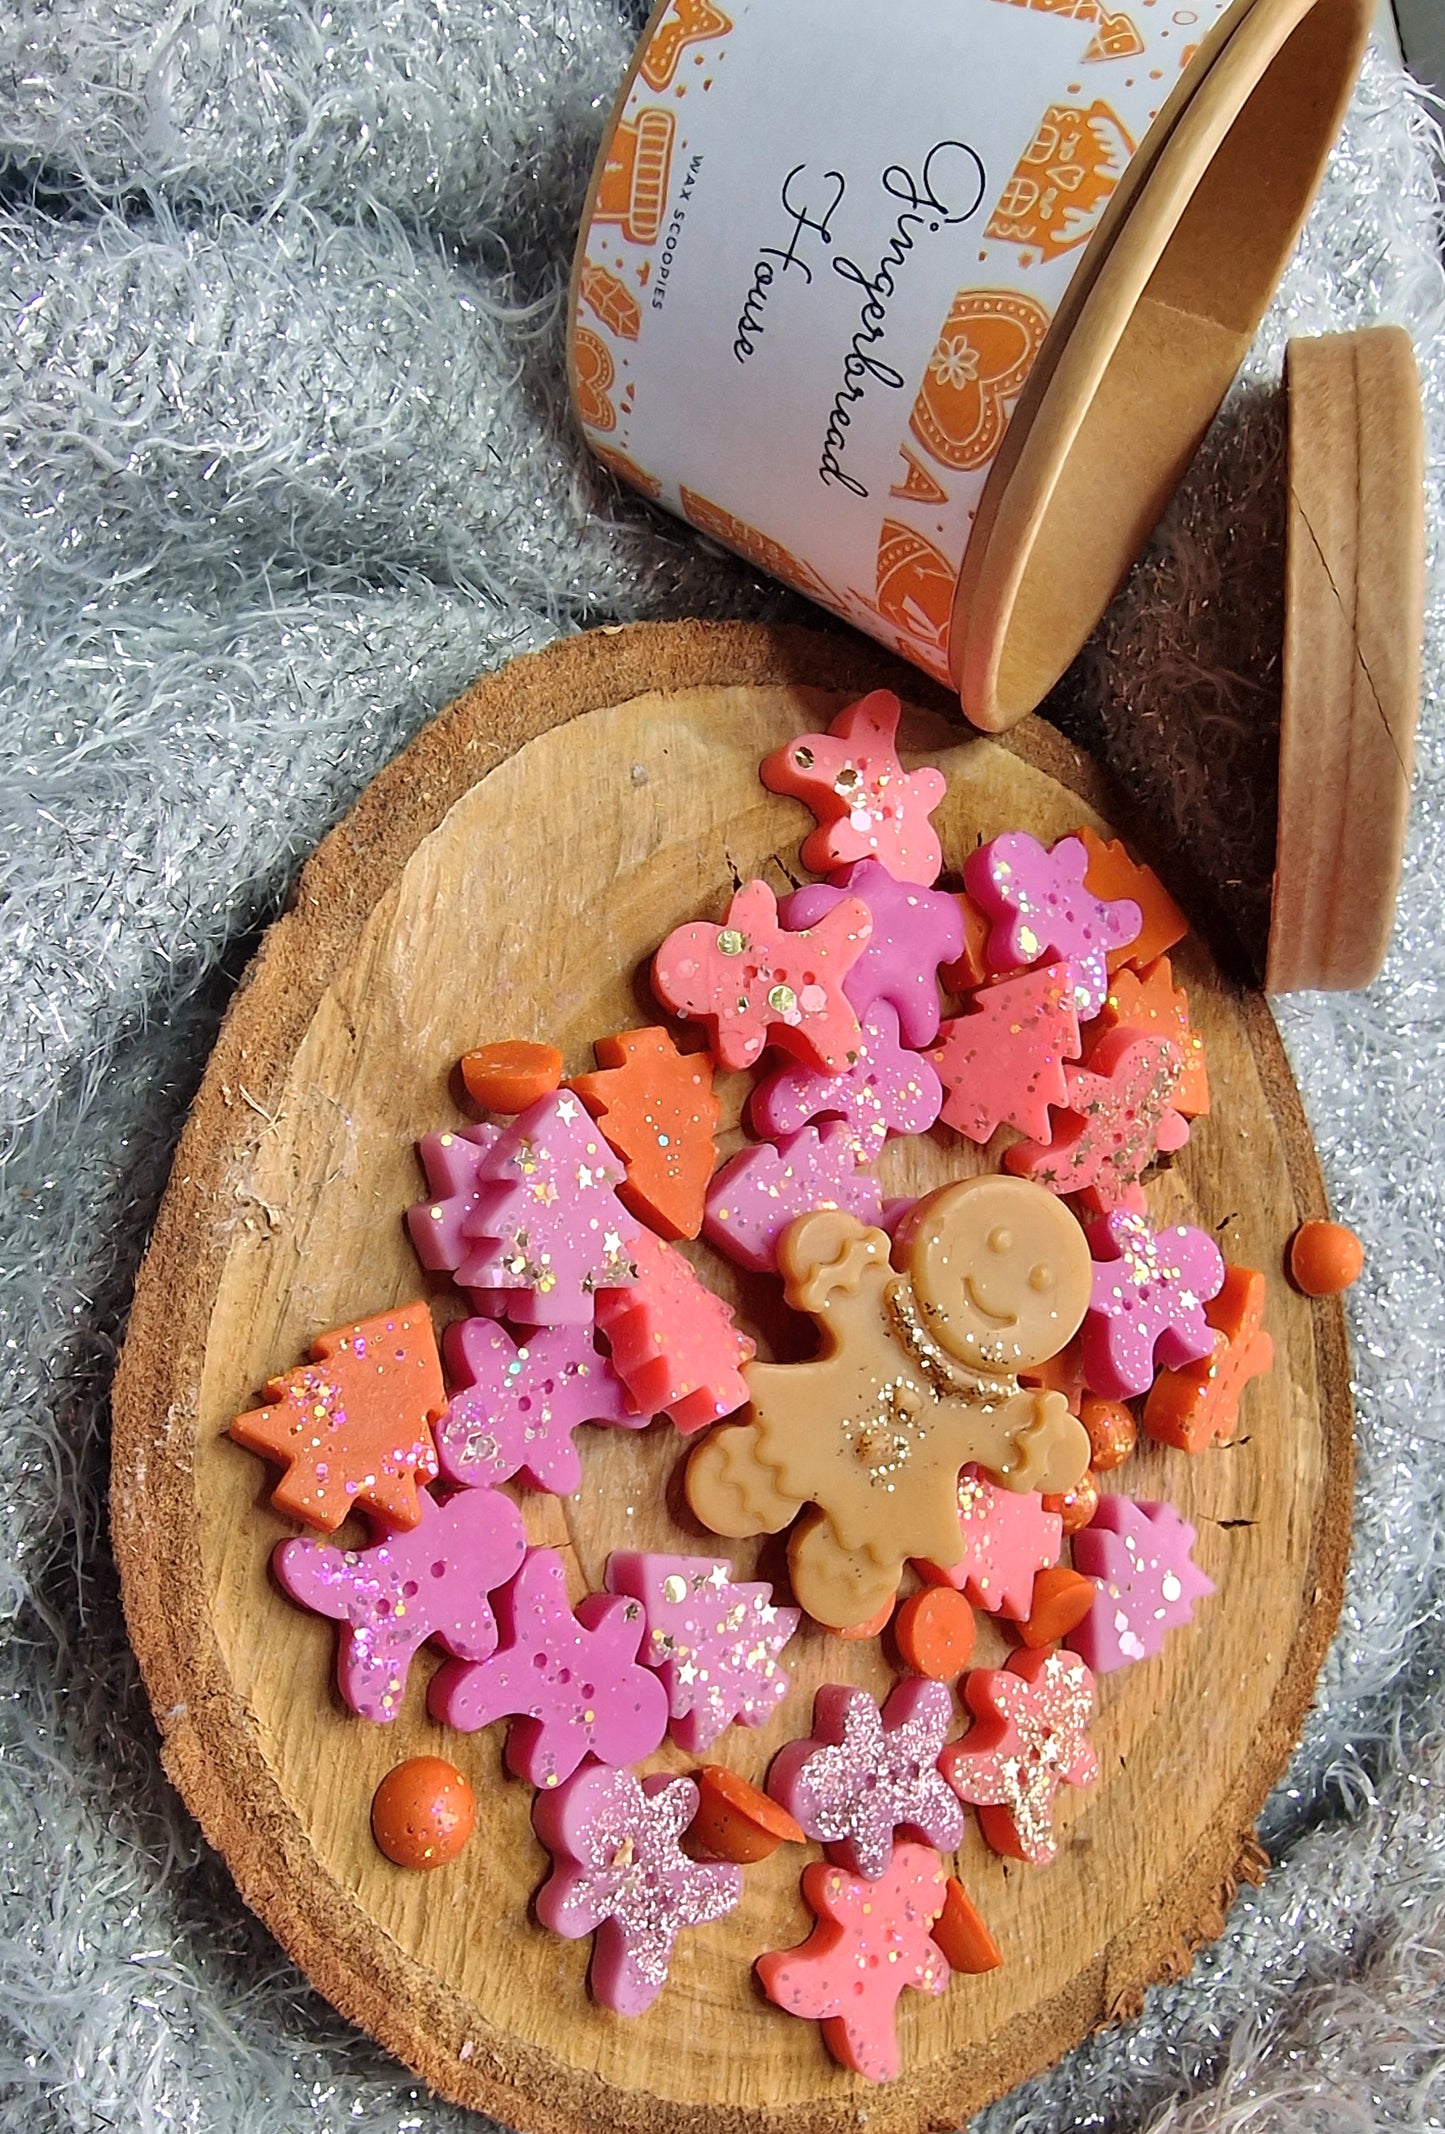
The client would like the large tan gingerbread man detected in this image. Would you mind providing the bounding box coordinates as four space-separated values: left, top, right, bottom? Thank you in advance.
686 1175 1093 1630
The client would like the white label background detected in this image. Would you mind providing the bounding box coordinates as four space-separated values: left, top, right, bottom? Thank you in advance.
625 0 1097 607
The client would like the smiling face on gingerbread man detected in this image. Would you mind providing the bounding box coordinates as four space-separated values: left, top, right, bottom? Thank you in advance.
901 1175 1093 1376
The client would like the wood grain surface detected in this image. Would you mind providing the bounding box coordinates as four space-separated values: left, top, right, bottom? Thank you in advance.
1268 326 1424 991
113 621 1352 2134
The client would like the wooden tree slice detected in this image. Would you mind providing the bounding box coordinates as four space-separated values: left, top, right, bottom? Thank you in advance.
113 621 1351 2134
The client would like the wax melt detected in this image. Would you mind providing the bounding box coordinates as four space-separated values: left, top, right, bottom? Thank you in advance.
274 1485 526 1721
750 1001 942 1164
1081 1201 1225 1399
534 1766 742 2014
457 1091 641 1324
570 1026 719 1241
964 831 1142 1017
1006 1027 1190 1209
687 1179 1092 1629
1095 956 1210 1114
429 1547 667 1786
1068 1498 1215 1672
1144 1266 1273 1452
914 1465 1062 1620
652 876 870 1071
1075 826 1188 971
782 859 962 1048
756 1844 950 2082
926 962 1081 1143
767 1680 964 1878
229 1303 443 1532
605 1552 798 1753
593 1227 754 1433
704 1123 884 1274
436 1317 641 1496
759 689 947 885
941 1647 1098 1866
371 1757 475 1869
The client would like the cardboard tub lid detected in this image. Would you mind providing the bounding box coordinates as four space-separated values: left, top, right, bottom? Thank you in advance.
1266 325 1425 993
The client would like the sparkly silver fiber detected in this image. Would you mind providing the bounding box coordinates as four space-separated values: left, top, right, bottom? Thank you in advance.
0 23 1441 2134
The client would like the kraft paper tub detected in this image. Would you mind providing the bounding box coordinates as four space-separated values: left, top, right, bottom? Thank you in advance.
567 0 1371 732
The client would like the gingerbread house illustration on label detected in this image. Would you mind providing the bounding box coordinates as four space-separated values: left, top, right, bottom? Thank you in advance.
910 290 1052 474
595 106 677 246
986 101 1134 262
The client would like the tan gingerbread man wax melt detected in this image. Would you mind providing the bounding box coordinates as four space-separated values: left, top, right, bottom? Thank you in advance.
685 1175 1093 1631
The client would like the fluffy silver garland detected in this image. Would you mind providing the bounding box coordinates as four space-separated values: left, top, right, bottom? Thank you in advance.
0 10 1441 2130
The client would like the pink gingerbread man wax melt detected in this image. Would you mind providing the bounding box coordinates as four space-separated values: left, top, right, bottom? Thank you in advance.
436 1317 642 1497
760 688 947 885
757 1843 951 2082
964 831 1142 1018
652 877 870 1072
1082 1199 1226 1399
534 1765 742 2015
274 1486 527 1723
428 1547 667 1786
781 858 962 1049
767 1680 964 1879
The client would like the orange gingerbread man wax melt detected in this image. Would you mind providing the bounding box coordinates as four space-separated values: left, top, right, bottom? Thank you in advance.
685 1176 1093 1630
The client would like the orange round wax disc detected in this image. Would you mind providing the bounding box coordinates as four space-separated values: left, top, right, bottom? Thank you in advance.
690 1766 806 1863
1080 1394 1137 1472
460 1040 564 1115
835 1595 896 1641
1289 1220 1364 1297
1044 1468 1099 1535
371 1756 475 1869
895 1586 976 1679
931 1875 1003 1973
1017 1564 1098 1650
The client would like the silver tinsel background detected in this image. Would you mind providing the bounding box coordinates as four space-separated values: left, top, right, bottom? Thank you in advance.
0 7 1442 2129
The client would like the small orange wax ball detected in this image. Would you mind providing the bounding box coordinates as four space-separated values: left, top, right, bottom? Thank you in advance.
1043 1469 1100 1535
895 1586 976 1679
371 1757 475 1869
1080 1395 1137 1472
1289 1220 1364 1297
460 1040 564 1115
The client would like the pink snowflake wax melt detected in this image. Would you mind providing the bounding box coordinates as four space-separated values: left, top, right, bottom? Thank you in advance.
941 1647 1098 1867
914 1465 1063 1620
